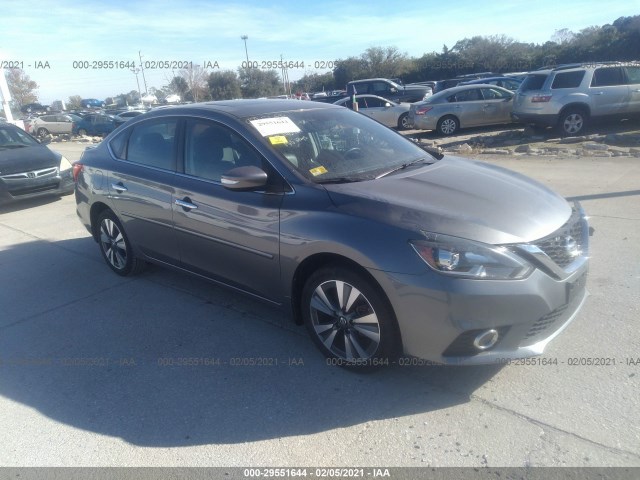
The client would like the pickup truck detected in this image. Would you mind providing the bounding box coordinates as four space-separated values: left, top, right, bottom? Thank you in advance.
346 78 432 103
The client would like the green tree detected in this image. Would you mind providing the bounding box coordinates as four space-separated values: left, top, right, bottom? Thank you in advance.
67 95 82 110
238 68 282 98
293 72 335 94
207 70 241 100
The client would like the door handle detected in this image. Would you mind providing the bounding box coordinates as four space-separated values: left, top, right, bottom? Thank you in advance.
592 92 605 95
633 89 640 92
111 183 127 193
175 198 198 211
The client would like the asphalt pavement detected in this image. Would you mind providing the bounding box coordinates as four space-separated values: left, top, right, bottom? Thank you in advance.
0 142 638 467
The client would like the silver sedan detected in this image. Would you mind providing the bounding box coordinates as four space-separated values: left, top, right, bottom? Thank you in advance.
409 85 515 135
334 94 411 130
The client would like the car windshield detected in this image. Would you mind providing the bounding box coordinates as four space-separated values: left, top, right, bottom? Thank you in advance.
0 125 39 149
247 108 433 183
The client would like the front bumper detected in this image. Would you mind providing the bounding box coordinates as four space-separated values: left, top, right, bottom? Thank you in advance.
371 260 588 365
0 168 74 204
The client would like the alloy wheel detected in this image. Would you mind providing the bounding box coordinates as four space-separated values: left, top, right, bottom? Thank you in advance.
100 218 127 270
309 280 381 361
563 113 584 135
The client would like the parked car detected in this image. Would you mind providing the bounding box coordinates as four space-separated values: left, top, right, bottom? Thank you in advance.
512 62 640 136
113 111 146 124
74 100 589 368
459 76 523 91
20 103 50 114
81 98 105 109
346 78 432 103
432 73 497 93
409 85 515 135
334 94 411 129
72 113 118 136
0 122 74 203
30 114 76 137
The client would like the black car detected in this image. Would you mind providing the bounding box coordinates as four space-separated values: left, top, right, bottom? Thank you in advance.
0 123 74 203
346 78 432 103
20 103 50 114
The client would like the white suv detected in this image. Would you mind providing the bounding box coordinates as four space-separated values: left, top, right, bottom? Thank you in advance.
512 62 640 136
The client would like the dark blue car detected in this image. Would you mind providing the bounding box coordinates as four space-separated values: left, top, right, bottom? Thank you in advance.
72 113 118 136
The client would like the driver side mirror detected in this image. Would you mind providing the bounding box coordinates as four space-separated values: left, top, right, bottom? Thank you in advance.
221 166 268 191
384 102 392 108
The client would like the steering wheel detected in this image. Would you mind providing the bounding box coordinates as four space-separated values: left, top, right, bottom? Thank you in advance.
344 147 362 159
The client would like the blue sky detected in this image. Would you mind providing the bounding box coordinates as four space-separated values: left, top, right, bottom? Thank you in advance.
1 0 639 103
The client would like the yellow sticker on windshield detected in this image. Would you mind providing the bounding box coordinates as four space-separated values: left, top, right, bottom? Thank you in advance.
309 166 328 176
269 135 288 145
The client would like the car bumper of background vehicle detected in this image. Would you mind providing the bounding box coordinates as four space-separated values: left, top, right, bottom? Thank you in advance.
510 112 559 127
369 262 589 365
0 171 74 204
410 115 438 131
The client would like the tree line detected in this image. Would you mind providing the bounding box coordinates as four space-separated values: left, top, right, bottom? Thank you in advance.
3 14 638 113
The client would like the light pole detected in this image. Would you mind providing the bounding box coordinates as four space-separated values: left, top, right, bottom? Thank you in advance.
139 51 148 95
241 35 249 66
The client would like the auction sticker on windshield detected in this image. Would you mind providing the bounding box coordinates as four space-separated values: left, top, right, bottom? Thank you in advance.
250 117 301 136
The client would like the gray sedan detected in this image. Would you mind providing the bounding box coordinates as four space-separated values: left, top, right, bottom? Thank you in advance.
409 85 515 135
74 100 589 368
334 94 411 129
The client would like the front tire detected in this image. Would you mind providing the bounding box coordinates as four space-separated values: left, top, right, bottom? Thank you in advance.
96 210 145 276
78 128 88 136
398 113 410 130
301 266 400 369
437 115 459 136
558 108 587 136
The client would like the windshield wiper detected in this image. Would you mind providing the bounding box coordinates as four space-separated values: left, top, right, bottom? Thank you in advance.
316 176 366 184
0 144 28 149
375 157 433 179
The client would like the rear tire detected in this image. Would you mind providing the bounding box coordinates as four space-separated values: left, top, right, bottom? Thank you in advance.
398 113 410 130
301 265 400 370
557 108 587 136
437 115 459 136
96 210 145 276
78 128 88 136
37 128 49 137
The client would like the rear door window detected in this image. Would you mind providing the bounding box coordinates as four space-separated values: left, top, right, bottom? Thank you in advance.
126 119 178 171
591 67 625 87
551 71 585 89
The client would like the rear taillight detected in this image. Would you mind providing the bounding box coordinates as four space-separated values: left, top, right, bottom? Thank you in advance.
531 95 552 103
415 106 433 115
72 163 84 182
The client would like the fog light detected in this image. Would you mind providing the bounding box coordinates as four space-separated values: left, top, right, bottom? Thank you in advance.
473 329 499 350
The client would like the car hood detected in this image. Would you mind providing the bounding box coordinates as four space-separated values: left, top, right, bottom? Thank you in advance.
323 156 571 245
0 145 60 175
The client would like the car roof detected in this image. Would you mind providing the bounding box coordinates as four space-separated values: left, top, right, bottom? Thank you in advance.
144 99 340 119
462 76 522 83
427 84 512 101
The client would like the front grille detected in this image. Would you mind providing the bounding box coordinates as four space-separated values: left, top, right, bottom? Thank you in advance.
0 166 58 180
529 207 585 269
522 304 569 345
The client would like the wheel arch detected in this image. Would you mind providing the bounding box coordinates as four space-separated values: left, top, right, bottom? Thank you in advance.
558 102 591 118
89 201 112 241
290 253 390 326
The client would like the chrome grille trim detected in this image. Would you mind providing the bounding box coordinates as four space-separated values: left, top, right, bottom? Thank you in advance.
0 166 58 180
510 202 589 280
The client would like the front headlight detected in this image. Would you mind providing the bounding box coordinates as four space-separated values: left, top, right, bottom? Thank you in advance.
59 156 72 172
410 233 533 280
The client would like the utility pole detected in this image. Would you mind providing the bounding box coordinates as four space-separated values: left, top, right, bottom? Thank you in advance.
138 51 148 95
131 68 142 106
